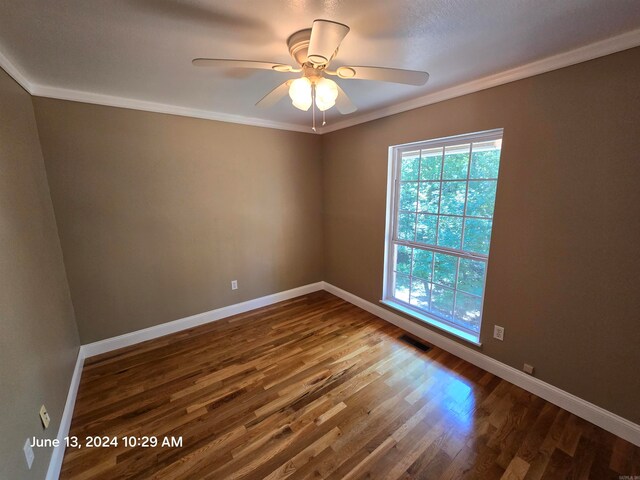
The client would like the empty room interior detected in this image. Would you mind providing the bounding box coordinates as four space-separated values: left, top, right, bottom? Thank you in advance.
1 1 640 479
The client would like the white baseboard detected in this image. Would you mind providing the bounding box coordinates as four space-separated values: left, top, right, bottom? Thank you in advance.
322 281 640 447
45 347 85 480
45 281 325 479
47 278 638 480
81 282 325 358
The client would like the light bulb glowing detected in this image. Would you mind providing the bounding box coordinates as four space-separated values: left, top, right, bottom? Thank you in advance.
288 77 312 111
314 78 338 111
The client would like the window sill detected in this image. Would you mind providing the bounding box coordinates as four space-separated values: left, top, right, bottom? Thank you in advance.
379 299 482 347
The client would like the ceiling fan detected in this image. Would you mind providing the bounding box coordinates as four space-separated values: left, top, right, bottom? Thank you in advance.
192 19 430 130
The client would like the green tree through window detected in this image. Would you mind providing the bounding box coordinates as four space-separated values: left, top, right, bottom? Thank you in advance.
386 131 503 340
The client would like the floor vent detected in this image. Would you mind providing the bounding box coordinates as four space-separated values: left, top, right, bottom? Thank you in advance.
399 334 431 352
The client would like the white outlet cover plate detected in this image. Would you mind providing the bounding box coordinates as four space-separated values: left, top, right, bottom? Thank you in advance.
493 325 504 341
23 439 34 469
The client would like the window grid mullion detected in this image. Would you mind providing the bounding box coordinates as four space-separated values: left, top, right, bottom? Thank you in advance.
392 177 498 184
395 239 488 262
413 152 422 245
430 147 445 307
407 153 424 305
418 149 436 309
451 143 473 321
433 147 445 249
397 211 493 221
393 178 400 241
460 142 473 252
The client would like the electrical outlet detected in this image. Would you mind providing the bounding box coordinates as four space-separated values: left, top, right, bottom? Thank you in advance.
39 405 50 429
523 364 535 375
23 439 34 469
231 280 238 290
493 325 504 341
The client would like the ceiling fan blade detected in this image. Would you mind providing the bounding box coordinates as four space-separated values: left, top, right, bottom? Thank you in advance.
256 80 292 108
334 84 357 114
192 58 296 72
307 19 350 66
337 66 429 86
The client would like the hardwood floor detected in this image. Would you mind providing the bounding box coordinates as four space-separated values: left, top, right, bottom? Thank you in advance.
61 291 639 479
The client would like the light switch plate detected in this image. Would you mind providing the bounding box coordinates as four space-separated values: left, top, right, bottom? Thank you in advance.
23 439 34 469
39 405 50 429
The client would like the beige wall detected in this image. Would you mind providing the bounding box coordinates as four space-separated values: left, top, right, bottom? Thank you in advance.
322 47 640 423
0 69 80 478
33 99 324 343
7 47 637 444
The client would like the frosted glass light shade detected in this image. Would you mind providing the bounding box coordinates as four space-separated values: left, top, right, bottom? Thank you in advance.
288 77 312 111
315 77 338 111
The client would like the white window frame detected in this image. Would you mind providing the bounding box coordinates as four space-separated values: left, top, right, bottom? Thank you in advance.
381 128 504 345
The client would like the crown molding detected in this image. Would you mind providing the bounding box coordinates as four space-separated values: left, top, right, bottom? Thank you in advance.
318 27 640 134
0 48 311 133
2 28 639 135
30 84 314 134
0 48 34 93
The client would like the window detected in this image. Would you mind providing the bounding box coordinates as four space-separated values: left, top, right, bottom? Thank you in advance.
382 129 503 344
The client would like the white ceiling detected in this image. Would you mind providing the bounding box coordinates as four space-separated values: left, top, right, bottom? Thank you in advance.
1 0 639 132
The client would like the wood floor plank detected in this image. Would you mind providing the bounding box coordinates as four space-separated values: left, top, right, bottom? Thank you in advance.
59 291 640 480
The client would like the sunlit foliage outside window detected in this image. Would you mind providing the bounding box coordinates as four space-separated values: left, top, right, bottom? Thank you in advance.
387 132 503 337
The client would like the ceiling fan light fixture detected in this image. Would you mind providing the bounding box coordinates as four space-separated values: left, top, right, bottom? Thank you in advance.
289 77 312 111
315 77 339 111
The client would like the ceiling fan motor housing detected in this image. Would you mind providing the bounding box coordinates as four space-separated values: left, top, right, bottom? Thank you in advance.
287 29 336 67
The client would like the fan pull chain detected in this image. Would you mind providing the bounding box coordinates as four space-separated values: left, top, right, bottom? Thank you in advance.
322 110 326 126
312 84 316 132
